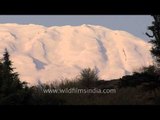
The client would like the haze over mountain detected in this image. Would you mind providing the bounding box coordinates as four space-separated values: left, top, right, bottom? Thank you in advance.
0 24 153 85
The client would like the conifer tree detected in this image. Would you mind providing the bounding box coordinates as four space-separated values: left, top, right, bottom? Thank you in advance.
0 59 3 88
1 49 23 95
146 15 160 66
0 49 30 104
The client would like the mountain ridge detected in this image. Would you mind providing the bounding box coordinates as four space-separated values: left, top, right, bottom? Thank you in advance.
0 24 153 85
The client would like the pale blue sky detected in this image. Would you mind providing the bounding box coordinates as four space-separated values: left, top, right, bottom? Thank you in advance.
0 15 153 41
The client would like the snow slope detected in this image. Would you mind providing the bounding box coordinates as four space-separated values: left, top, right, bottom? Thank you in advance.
0 23 153 85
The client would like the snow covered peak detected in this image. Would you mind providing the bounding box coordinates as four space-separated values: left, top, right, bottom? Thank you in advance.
0 23 153 85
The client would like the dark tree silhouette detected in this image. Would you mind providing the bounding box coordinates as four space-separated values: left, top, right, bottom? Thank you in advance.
0 59 3 88
0 49 30 105
146 15 160 65
1 49 22 94
79 68 99 88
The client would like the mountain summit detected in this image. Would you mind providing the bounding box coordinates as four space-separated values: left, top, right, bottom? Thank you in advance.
0 24 153 85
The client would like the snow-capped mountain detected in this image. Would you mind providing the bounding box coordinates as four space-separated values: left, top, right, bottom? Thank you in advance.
0 24 153 85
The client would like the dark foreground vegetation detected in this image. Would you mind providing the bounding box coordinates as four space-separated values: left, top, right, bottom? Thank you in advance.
1 49 160 105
